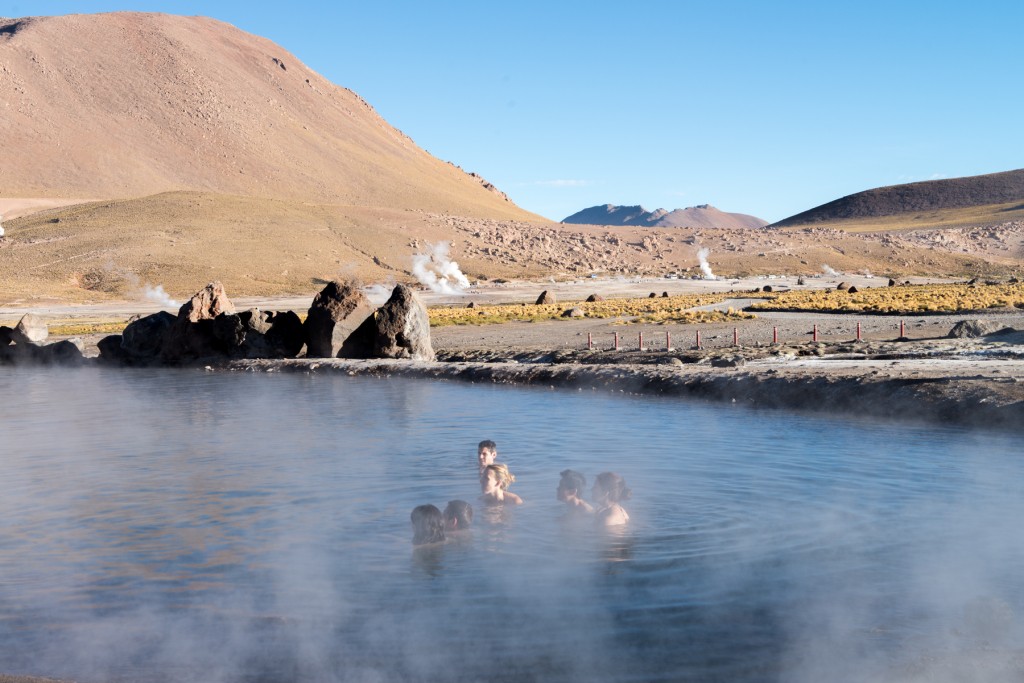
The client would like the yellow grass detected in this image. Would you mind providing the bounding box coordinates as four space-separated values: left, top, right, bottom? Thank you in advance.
748 283 1024 314
428 293 757 326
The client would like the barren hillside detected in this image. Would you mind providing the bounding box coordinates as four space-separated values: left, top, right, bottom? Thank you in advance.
773 169 1024 227
0 12 533 219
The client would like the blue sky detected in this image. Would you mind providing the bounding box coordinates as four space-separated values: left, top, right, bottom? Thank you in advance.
3 1 1022 222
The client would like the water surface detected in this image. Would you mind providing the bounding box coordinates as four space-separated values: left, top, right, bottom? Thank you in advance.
1 367 1023 682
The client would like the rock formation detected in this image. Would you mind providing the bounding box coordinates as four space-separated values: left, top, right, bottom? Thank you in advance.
304 280 376 358
373 284 434 361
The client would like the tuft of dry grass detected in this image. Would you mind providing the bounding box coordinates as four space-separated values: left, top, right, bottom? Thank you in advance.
428 293 757 326
748 282 1024 314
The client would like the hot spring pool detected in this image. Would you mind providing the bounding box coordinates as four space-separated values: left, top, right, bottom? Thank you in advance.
1 366 1023 682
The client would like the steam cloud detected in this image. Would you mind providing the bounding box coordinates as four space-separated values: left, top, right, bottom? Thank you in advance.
411 242 470 294
139 283 178 309
0 214 5 238
697 247 716 280
822 264 840 277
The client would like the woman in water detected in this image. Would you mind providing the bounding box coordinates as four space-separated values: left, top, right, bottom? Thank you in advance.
411 504 446 545
443 499 474 530
557 469 593 514
479 463 523 505
591 472 630 526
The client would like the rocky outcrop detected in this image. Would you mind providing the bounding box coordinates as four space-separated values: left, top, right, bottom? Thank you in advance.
373 284 434 361
120 311 176 362
161 282 236 362
304 280 376 358
536 290 556 305
12 314 48 344
948 319 1015 338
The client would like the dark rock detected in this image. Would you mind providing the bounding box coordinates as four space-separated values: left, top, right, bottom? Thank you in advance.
240 308 272 335
711 356 747 368
373 284 434 360
265 311 306 357
161 282 236 362
97 335 126 363
213 313 247 351
466 301 476 309
561 307 585 318
847 285 859 294
836 282 849 291
762 285 773 292
535 290 556 305
585 294 603 303
44 339 84 365
797 277 806 286
648 292 657 298
12 313 48 344
948 319 1014 338
888 278 897 286
0 325 12 346
662 291 669 297
305 280 375 358
122 311 176 361
967 277 978 285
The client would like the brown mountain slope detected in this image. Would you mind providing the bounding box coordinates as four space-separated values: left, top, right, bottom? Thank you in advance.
772 169 1024 228
0 12 534 219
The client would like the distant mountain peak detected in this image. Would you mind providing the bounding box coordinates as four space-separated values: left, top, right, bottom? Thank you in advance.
562 203 767 230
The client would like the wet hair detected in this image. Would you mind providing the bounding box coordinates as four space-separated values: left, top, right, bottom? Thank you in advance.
594 472 631 503
411 504 446 545
444 500 473 528
559 469 586 494
478 440 497 452
483 463 516 489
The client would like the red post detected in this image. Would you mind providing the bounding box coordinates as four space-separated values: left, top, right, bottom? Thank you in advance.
614 332 619 350
900 320 905 338
813 324 818 342
666 331 671 350
733 327 738 347
773 326 778 344
588 332 593 350
696 330 701 349
856 322 862 341
639 332 644 350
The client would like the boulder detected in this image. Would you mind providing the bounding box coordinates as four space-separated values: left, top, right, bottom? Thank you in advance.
762 285 773 293
161 282 236 362
466 301 476 309
561 307 585 318
888 278 897 287
585 294 603 303
796 277 806 286
12 314 48 344
662 291 669 298
97 335 127 363
847 286 858 294
948 319 1014 339
213 313 247 351
0 325 12 346
240 308 272 335
44 339 84 365
711 356 747 368
305 280 376 358
836 282 849 291
265 311 306 357
121 311 176 361
535 290 556 305
373 284 434 361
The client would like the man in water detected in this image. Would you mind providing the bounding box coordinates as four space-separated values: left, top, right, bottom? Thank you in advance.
477 439 497 474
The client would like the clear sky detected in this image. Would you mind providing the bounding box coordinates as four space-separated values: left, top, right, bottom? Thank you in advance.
3 1 1022 222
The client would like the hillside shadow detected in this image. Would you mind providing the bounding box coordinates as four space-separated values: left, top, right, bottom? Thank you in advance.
998 203 1024 212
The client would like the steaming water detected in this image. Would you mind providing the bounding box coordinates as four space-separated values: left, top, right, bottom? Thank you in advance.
2 368 1023 683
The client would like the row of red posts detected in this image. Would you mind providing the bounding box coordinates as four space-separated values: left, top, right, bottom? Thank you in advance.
586 321 909 350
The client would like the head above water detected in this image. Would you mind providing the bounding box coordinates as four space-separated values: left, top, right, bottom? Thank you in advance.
411 504 445 546
593 472 631 505
558 469 587 501
477 440 497 469
444 500 473 529
481 463 515 492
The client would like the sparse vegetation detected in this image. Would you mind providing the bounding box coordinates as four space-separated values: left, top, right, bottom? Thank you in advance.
429 293 757 326
748 282 1024 314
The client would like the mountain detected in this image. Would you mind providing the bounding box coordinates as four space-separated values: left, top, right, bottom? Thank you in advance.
0 12 534 219
562 204 768 230
772 169 1024 228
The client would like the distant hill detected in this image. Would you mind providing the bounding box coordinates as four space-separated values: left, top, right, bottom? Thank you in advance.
0 12 536 220
562 204 767 230
772 169 1024 228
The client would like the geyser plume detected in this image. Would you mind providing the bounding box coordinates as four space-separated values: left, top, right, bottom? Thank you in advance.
822 264 839 277
140 283 178 308
412 242 470 294
697 247 716 280
0 214 5 238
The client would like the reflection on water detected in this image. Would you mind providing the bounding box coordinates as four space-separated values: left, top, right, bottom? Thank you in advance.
1 366 1023 682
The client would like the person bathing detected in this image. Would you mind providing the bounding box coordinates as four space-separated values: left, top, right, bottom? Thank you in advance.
480 463 523 506
477 440 498 474
411 504 446 545
557 469 593 514
591 472 630 526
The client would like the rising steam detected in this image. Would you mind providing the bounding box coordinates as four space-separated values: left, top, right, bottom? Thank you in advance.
822 264 840 277
697 247 716 280
139 283 179 308
412 242 470 294
0 214 5 238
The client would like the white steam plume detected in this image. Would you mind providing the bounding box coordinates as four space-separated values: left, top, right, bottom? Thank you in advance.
140 283 178 309
697 247 716 280
822 264 839 277
0 213 5 238
411 242 470 294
